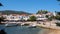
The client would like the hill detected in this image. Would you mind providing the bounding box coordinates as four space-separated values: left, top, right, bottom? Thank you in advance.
0 10 32 15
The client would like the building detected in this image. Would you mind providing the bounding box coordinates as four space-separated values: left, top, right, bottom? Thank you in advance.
2 12 54 21
36 14 47 21
29 14 48 21
2 14 30 21
53 12 56 16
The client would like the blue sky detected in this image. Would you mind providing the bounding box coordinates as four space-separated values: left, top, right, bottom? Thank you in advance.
0 0 60 13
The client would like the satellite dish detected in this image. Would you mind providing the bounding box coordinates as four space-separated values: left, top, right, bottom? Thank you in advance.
0 3 3 6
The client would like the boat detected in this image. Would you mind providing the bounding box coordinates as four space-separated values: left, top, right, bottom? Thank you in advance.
28 24 37 28
5 23 18 27
5 24 8 26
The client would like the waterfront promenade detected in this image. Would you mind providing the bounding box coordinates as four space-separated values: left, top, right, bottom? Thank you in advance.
36 20 60 30
1 21 60 34
37 24 60 30
1 20 60 30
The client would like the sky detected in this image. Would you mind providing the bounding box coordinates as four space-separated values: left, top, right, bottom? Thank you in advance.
0 0 60 13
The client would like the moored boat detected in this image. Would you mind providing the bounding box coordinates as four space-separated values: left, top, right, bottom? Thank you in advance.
28 24 37 28
5 23 18 27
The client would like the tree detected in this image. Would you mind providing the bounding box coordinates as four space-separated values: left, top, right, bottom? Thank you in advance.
36 10 48 14
56 23 60 26
29 16 36 21
0 3 3 6
55 15 60 20
48 17 53 21
45 15 49 18
53 11 60 20
46 15 54 21
56 12 60 15
57 0 60 1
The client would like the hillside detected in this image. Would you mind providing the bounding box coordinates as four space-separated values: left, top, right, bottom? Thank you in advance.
0 10 32 15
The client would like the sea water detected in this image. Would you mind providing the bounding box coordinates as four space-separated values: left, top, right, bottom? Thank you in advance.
0 25 49 34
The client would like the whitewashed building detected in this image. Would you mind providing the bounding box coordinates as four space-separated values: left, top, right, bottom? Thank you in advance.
2 12 54 21
2 14 30 21
22 16 30 21
29 14 48 21
3 14 21 20
36 14 47 20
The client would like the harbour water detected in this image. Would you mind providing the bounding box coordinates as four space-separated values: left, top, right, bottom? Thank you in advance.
0 24 50 34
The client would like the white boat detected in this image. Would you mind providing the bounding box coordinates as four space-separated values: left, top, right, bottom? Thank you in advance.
5 23 18 27
5 24 8 26
28 24 37 28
